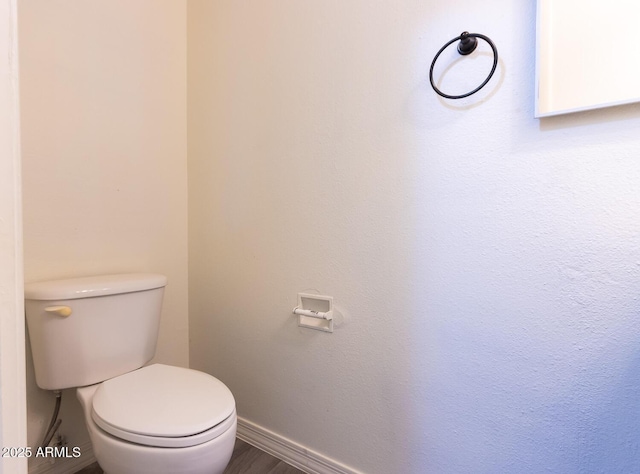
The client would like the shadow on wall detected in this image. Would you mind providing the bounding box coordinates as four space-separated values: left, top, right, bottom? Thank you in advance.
585 349 640 472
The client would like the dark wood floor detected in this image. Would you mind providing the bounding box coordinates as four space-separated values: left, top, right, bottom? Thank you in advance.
74 439 304 474
224 439 304 474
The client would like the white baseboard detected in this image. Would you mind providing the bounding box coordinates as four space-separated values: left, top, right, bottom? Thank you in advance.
28 440 95 474
236 417 363 474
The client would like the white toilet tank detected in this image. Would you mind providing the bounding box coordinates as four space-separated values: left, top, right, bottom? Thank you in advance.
24 273 167 391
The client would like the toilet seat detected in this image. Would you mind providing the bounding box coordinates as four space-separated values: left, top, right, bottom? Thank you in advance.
91 364 235 448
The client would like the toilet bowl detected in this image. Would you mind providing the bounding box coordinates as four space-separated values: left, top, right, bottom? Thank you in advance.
76 364 237 474
24 273 237 474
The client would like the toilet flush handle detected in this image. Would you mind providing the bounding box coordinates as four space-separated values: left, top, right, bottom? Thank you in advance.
45 306 72 317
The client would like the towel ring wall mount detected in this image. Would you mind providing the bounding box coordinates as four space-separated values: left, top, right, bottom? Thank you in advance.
429 31 498 99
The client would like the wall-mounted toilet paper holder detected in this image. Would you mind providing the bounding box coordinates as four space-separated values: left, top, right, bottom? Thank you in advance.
293 293 334 333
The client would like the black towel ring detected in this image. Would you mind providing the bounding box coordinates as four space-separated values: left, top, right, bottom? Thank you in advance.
429 31 498 99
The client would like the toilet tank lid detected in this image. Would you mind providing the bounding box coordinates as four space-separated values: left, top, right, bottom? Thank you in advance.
24 273 167 301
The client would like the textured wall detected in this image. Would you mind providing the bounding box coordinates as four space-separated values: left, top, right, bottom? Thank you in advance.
188 1 640 473
19 1 187 471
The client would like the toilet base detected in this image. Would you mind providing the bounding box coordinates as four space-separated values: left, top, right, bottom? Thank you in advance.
94 419 236 474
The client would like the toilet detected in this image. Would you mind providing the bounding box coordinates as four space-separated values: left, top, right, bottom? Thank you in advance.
24 273 237 474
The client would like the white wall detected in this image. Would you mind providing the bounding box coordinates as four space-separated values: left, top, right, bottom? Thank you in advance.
0 0 27 472
188 1 640 473
19 1 187 471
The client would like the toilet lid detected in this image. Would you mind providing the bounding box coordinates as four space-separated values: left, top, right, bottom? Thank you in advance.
92 364 235 446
